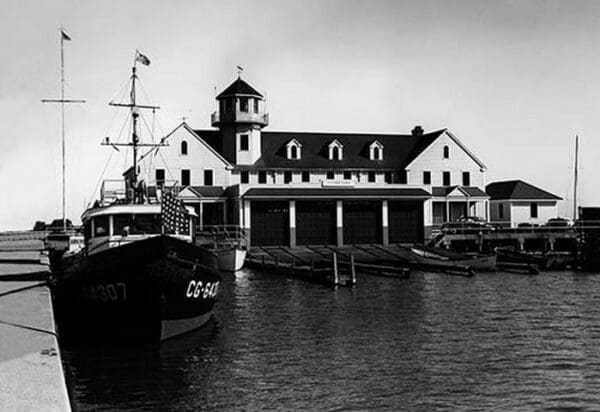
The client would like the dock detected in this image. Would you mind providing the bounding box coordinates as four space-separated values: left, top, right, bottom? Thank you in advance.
0 242 70 411
247 244 476 285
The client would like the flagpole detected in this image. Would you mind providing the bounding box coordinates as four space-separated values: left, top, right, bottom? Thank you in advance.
60 27 66 232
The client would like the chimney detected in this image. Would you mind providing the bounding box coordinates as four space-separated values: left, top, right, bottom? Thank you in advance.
411 125 424 136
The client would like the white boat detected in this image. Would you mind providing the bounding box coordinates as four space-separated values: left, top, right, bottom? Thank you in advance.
196 225 248 272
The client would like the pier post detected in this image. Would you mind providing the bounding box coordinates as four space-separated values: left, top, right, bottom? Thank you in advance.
289 200 296 248
549 237 555 251
350 253 356 285
332 252 339 285
518 238 525 251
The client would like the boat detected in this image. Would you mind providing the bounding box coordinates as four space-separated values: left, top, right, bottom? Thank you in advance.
50 52 221 344
410 245 497 271
196 225 248 272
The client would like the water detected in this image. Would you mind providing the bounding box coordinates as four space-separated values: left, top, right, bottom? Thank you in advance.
61 269 600 410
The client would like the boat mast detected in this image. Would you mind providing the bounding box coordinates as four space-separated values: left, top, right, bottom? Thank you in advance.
131 63 139 183
574 134 579 220
42 28 85 232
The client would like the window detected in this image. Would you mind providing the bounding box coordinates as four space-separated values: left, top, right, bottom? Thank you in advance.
328 140 343 160
327 171 335 180
384 172 392 183
155 169 165 186
423 171 431 185
462 171 470 186
368 171 376 183
443 145 450 159
284 171 292 184
291 146 298 159
373 147 380 160
499 203 504 219
114 214 161 236
204 170 213 186
181 140 188 155
302 171 310 182
530 202 538 218
240 134 249 151
258 170 267 184
240 97 248 112
225 98 233 113
442 171 451 186
253 98 259 113
240 170 249 184
93 216 109 237
397 170 407 184
181 169 190 186
332 147 340 160
344 171 352 180
286 139 302 160
369 140 384 160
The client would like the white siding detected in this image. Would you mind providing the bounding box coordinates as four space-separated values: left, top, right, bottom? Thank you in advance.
145 126 231 187
407 131 485 188
510 201 558 227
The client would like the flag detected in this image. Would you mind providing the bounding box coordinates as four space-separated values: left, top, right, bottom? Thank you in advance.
161 189 188 234
61 30 71 41
136 51 151 66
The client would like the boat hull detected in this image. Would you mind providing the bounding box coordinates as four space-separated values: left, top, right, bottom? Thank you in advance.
214 247 247 272
52 235 221 344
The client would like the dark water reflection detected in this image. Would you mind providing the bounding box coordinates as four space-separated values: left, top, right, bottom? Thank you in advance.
62 269 600 410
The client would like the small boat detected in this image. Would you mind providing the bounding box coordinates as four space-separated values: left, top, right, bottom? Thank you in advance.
495 247 547 268
410 245 497 271
197 226 247 272
50 54 221 344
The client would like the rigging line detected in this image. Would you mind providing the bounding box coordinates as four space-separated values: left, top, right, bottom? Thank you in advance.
85 113 130 208
158 149 176 181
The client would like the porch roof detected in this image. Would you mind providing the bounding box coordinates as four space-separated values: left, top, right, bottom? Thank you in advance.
431 186 488 198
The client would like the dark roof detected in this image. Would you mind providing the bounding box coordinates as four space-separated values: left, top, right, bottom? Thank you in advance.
192 128 446 169
243 187 430 199
188 186 227 198
253 129 445 170
431 186 488 197
216 78 263 99
485 180 562 201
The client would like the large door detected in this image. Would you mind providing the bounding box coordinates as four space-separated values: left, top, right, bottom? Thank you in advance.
389 200 424 244
296 201 336 245
343 201 381 244
250 201 289 246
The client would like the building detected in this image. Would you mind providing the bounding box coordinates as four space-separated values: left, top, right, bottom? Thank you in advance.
486 180 562 227
145 76 490 247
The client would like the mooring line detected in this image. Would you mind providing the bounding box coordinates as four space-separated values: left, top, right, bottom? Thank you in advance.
0 319 57 336
0 281 49 298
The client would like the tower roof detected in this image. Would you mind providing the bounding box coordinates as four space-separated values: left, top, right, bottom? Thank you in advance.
216 78 263 99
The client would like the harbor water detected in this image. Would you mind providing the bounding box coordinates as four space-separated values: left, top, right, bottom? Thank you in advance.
61 268 600 410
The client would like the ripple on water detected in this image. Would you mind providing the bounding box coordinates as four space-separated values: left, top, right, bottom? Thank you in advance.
61 270 600 410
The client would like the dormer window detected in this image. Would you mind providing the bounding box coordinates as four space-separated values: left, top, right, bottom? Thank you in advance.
328 139 343 161
286 138 302 160
181 140 188 155
369 140 383 161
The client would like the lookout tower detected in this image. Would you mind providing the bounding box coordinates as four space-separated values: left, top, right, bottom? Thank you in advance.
211 76 268 164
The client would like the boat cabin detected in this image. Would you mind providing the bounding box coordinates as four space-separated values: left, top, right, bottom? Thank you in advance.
82 204 196 255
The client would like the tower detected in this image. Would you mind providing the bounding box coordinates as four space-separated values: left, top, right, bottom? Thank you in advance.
211 76 268 164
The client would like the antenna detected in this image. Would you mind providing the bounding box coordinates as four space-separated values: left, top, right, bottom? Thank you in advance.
42 28 86 232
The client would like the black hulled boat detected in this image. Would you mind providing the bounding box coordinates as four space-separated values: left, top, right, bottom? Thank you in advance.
51 53 221 344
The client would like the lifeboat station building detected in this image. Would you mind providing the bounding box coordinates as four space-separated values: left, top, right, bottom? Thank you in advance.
147 76 490 247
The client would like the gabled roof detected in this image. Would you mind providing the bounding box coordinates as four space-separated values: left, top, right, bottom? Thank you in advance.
485 180 562 201
431 186 488 198
251 129 446 170
160 123 231 167
216 78 263 99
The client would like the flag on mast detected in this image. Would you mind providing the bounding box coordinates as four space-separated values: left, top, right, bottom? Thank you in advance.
136 50 151 66
161 189 189 234
61 30 71 41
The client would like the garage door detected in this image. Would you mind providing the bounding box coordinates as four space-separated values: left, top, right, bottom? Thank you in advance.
388 200 424 244
251 201 289 246
296 201 336 245
343 201 381 244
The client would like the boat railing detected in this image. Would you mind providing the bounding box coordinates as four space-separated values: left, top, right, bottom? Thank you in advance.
195 225 249 249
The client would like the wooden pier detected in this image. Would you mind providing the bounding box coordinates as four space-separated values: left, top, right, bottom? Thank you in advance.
247 243 478 286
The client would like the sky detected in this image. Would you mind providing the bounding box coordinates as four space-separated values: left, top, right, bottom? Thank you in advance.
1 0 600 230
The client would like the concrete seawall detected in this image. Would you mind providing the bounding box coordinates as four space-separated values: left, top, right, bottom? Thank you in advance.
0 258 70 410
